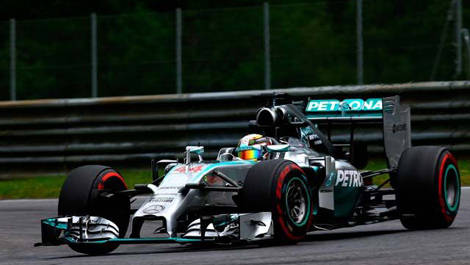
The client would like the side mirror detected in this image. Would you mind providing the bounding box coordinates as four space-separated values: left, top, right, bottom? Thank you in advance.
152 159 177 183
186 146 204 155
185 146 204 164
217 147 235 161
266 144 290 153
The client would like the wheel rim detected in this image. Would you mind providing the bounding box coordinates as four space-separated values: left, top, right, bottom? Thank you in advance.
285 177 310 226
444 164 460 212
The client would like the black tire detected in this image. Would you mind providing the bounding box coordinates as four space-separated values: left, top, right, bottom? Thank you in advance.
58 165 130 255
396 146 461 229
239 160 314 242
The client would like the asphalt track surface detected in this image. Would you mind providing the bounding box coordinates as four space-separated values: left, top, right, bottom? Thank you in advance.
1 189 470 265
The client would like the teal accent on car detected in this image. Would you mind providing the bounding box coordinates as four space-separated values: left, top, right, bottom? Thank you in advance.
266 144 290 153
188 160 256 183
65 237 204 244
306 112 383 119
284 176 311 227
305 98 382 112
334 185 362 218
43 218 205 245
443 164 460 212
325 172 335 187
110 237 203 243
334 168 363 218
43 218 67 230
236 145 262 151
299 126 317 146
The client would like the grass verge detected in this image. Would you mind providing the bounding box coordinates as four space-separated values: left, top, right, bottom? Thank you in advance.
365 159 470 187
0 159 469 200
0 169 151 200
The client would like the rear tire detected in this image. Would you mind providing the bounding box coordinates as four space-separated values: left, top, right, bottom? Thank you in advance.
58 165 130 255
395 146 461 229
239 160 314 242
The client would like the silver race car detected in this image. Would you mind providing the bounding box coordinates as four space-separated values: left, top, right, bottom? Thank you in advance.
36 96 461 255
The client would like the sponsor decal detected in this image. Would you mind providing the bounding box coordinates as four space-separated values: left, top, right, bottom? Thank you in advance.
157 186 180 190
150 197 174 203
306 98 382 112
142 204 165 214
308 134 323 145
335 169 363 187
175 165 204 174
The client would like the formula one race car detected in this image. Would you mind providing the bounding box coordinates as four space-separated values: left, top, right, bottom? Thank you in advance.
37 95 461 255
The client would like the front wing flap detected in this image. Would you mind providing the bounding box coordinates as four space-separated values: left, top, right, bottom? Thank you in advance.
36 212 273 247
36 216 204 246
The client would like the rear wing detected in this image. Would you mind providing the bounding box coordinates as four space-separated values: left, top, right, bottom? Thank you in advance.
304 96 411 169
306 98 383 121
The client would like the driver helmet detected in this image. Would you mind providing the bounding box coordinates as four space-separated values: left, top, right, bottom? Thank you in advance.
236 134 273 161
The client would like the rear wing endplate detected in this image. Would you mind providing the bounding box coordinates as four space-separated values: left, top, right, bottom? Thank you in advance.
305 96 411 169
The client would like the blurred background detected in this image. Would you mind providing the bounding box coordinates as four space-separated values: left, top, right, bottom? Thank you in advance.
1 0 470 198
1 0 469 100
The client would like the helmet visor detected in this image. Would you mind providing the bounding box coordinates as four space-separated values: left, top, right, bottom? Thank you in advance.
237 149 262 160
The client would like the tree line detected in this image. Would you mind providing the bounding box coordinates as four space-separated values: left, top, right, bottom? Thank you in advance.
0 0 467 100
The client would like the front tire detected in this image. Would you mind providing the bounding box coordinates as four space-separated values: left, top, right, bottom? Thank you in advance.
395 146 461 229
239 160 314 242
58 165 130 255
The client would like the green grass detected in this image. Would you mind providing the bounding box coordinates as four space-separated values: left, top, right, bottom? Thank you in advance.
0 169 151 200
0 160 469 200
367 159 470 187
